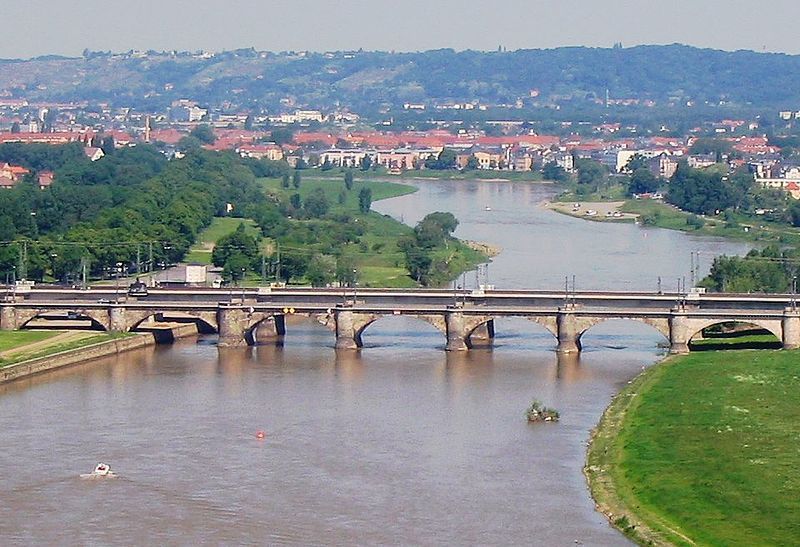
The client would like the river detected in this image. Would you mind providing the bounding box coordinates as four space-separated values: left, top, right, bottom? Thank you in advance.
0 180 750 545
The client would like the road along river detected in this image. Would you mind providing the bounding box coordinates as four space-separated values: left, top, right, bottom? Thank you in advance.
0 180 750 545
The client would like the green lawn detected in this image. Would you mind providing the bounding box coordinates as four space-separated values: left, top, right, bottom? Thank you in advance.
620 200 800 245
0 332 133 368
187 217 263 265
0 330 61 352
587 350 800 545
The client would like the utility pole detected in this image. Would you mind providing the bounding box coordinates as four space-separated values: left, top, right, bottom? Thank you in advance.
136 245 141 275
148 242 154 273
261 255 266 285
276 243 281 283
18 241 28 281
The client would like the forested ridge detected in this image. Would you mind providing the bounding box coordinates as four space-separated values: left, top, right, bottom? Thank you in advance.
6 45 800 113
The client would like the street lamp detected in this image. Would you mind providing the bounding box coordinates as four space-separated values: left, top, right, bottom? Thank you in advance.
792 275 797 312
352 269 358 306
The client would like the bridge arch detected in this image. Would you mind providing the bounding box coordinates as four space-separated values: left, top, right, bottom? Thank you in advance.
126 310 218 334
685 318 782 350
18 308 109 331
356 313 447 348
575 316 670 350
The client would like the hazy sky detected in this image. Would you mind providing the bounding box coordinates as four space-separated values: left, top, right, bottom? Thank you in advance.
5 0 799 58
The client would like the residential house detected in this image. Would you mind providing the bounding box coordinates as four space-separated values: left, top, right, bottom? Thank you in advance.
84 147 105 161
237 143 284 161
0 163 29 181
648 152 679 179
37 171 54 189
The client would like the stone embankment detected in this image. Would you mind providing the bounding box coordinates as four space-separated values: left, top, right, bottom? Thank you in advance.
0 323 198 385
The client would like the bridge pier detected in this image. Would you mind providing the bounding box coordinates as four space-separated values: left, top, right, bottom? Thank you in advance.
782 309 800 350
469 319 495 349
334 309 360 350
0 305 17 331
108 306 127 333
669 309 690 354
446 311 468 351
218 305 250 347
253 314 286 345
556 308 581 354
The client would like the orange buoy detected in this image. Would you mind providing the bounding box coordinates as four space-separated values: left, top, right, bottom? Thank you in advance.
255 430 266 439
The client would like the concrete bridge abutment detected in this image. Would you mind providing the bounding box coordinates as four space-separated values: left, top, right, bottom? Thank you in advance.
782 308 800 350
1 305 17 331
668 309 691 354
556 308 581 354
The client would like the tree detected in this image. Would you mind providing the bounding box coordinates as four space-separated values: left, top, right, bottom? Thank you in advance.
306 254 336 287
189 124 216 145
625 153 648 173
292 170 301 189
10 121 20 134
344 170 354 190
360 155 372 171
304 188 330 218
244 114 254 131
689 138 732 162
628 168 660 195
270 128 294 145
425 148 457 170
465 155 479 170
211 222 258 268
320 158 333 171
100 135 115 155
289 193 302 210
414 212 458 248
542 162 569 182
358 187 372 213
281 173 290 188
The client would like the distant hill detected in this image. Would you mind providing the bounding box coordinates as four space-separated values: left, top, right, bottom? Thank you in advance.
1 45 799 114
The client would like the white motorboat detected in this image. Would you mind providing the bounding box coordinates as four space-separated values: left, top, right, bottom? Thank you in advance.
80 462 117 479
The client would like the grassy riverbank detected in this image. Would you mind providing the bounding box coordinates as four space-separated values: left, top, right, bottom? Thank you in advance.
586 350 800 545
0 330 134 368
261 176 486 287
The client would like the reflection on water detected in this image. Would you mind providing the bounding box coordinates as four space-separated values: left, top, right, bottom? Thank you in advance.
0 181 751 545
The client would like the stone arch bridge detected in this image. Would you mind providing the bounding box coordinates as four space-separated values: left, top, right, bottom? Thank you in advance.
2 286 799 354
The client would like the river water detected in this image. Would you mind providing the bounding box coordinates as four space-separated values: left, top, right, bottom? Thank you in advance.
0 181 750 545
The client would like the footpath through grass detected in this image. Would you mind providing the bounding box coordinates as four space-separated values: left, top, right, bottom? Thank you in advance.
586 350 800 546
0 331 133 368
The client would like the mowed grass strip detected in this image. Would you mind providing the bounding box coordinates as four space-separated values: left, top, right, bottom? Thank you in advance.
589 350 800 546
0 330 62 353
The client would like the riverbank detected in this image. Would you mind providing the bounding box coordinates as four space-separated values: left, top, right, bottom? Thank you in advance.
547 193 800 246
0 323 200 384
261 176 488 287
585 349 800 545
0 331 149 384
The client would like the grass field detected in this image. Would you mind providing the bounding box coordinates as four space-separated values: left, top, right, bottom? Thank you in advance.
620 200 800 245
259 176 484 287
586 350 800 545
186 217 262 265
0 330 61 353
0 331 133 368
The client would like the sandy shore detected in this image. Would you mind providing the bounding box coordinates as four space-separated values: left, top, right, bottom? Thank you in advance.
543 201 639 222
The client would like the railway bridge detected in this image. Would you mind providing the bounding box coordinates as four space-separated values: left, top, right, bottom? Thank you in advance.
2 286 799 354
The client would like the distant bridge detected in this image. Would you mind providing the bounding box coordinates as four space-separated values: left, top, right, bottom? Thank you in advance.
2 286 799 354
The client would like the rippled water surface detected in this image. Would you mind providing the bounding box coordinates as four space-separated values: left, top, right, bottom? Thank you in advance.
0 181 751 545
